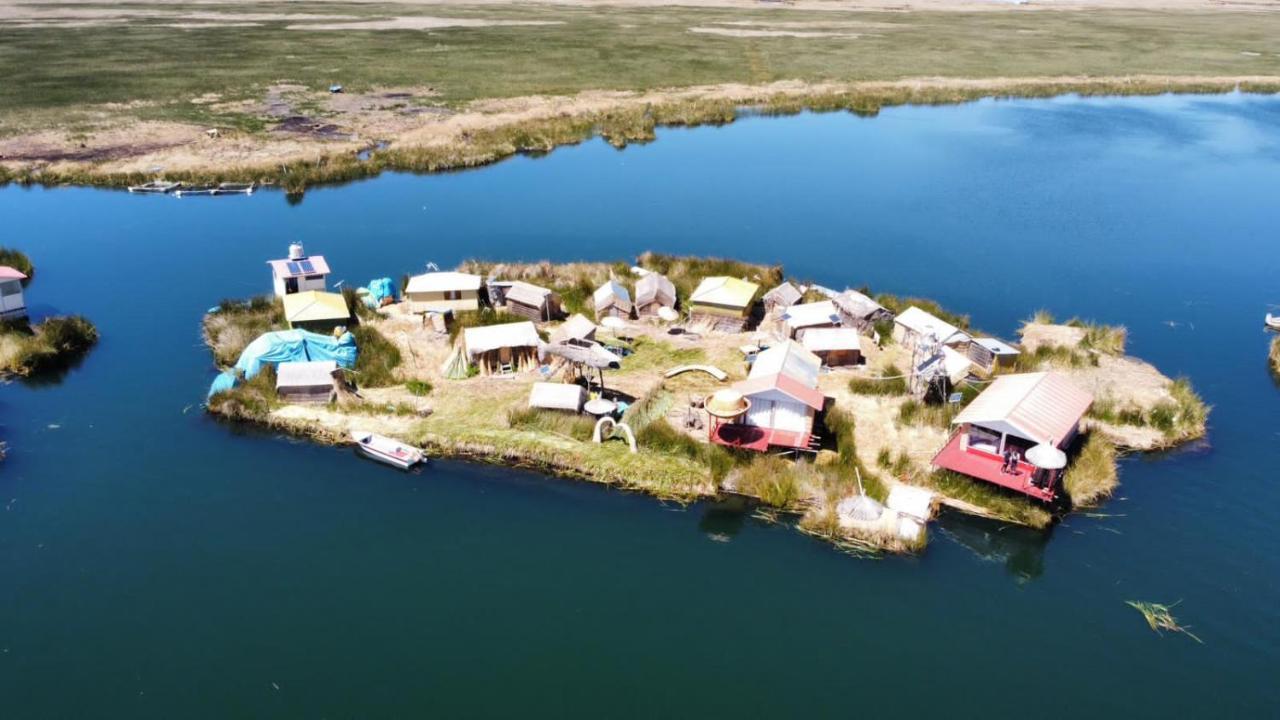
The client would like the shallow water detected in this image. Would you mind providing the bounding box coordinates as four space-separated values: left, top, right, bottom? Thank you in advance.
2 92 1279 717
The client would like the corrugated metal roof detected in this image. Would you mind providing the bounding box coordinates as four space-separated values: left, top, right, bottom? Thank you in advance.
690 276 759 309
801 327 861 352
276 360 338 387
267 255 331 279
635 273 675 306
783 300 841 330
405 271 483 294
894 306 969 344
973 337 1021 355
954 371 1093 444
593 280 632 310
282 290 349 323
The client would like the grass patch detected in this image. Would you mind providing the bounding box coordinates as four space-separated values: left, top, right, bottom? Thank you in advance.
202 296 284 366
405 379 433 396
922 469 1054 528
1063 433 1118 508
736 455 805 509
506 406 598 443
1012 342 1098 371
1069 318 1128 356
635 417 737 482
897 385 979 429
206 365 279 421
349 324 401 388
0 315 98 377
847 364 908 396
1089 378 1208 444
0 247 33 283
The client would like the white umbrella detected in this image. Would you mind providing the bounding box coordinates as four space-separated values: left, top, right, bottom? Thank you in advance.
1026 442 1068 470
600 316 628 330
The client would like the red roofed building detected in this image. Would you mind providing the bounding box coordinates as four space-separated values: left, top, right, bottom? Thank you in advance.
932 371 1093 502
710 340 826 452
0 265 28 320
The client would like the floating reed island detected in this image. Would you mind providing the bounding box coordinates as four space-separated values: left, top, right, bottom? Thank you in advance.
0 248 99 380
203 250 1208 555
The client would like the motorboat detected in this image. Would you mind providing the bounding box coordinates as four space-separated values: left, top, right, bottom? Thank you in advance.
1266 313 1280 330
351 430 425 470
127 180 181 194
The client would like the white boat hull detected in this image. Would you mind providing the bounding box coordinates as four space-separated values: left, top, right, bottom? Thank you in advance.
352 430 424 470
1266 313 1280 330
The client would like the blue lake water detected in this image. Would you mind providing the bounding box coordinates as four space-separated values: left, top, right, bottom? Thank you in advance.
2 92 1279 717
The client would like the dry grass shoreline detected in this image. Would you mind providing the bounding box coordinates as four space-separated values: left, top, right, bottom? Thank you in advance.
5 76 1279 193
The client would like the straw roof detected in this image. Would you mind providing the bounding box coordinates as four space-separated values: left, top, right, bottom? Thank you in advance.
783 300 841 330
953 371 1094 445
763 281 803 308
463 321 540 357
551 314 597 344
504 281 553 308
832 289 886 320
895 306 969 344
282 290 349 323
635 272 676 307
593 280 632 312
529 382 586 412
801 327 862 353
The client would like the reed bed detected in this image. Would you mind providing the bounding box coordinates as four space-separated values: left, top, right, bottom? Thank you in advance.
1089 378 1209 446
0 315 98 378
0 248 33 283
349 325 402 388
1271 336 1280 375
202 296 284 366
847 364 908 396
923 470 1054 528
1063 433 1119 508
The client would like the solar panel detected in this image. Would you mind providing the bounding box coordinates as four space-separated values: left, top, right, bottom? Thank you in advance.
299 260 315 273
286 261 302 275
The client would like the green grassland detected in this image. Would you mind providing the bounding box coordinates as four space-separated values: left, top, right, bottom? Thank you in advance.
2 3 1280 135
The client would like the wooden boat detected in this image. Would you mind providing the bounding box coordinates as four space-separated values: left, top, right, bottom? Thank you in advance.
351 430 424 470
1266 313 1280 330
127 180 181 194
215 182 255 195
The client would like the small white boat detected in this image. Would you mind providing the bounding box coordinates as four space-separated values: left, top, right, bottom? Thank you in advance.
351 430 424 470
128 180 181 194
215 182 255 195
1266 313 1280 330
174 185 216 197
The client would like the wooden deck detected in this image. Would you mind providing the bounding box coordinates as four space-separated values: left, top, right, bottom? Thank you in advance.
711 422 812 452
931 433 1056 502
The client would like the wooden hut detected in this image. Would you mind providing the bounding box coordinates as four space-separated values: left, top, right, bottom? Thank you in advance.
551 314 597 346
932 372 1092 502
968 337 1022 374
593 280 633 320
831 289 890 331
782 300 841 339
282 290 350 334
405 271 484 314
801 327 862 367
499 281 561 322
762 282 803 314
462 321 541 375
634 272 676 318
893 306 970 351
0 266 28 320
528 382 587 413
267 243 330 298
275 360 337 404
688 276 759 332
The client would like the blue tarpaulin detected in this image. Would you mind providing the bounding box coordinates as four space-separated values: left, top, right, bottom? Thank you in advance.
364 277 397 308
208 329 357 399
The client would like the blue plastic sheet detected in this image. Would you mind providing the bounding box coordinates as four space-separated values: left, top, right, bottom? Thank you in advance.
207 329 357 399
364 277 397 308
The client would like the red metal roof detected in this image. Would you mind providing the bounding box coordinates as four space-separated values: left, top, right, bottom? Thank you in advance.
954 371 1092 445
734 372 826 411
0 266 28 280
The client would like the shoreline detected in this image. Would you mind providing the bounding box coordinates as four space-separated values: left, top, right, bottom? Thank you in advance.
5 75 1279 194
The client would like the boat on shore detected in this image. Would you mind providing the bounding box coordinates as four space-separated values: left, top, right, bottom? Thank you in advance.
351 430 425 470
1265 313 1280 330
127 180 181 194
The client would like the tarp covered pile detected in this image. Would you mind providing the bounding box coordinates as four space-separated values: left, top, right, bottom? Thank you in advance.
364 277 398 308
208 329 357 398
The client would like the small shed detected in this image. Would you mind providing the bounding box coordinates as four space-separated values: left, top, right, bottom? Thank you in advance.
689 276 759 331
463 321 541 375
275 360 338 404
634 272 676 318
551 313 598 346
0 266 28 320
593 280 633 320
893 306 970 350
500 281 561 322
968 337 1022 373
782 300 841 339
529 382 587 413
800 327 863 367
762 282 803 314
405 271 484 314
282 290 350 333
832 289 890 330
267 242 330 298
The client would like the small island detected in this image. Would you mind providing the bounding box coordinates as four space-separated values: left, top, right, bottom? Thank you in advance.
204 249 1207 554
0 248 99 380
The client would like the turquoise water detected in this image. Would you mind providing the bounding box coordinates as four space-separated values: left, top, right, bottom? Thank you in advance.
2 93 1279 717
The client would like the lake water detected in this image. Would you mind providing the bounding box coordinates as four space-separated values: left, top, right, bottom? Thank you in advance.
2 92 1279 717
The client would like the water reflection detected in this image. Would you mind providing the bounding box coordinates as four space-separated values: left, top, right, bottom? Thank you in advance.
936 510 1050 582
